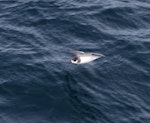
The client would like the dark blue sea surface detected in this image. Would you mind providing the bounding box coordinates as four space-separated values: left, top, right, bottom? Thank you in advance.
0 0 150 123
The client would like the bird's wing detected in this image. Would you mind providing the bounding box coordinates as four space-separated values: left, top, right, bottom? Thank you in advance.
70 50 85 56
90 53 105 57
83 52 105 58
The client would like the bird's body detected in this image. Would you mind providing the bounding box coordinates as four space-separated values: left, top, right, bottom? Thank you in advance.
71 50 105 64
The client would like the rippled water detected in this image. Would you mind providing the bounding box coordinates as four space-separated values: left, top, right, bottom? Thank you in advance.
0 0 150 123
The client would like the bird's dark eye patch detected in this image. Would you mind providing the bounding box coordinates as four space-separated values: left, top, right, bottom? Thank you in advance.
72 57 78 61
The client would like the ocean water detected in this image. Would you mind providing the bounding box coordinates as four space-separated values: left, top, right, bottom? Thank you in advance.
0 0 150 123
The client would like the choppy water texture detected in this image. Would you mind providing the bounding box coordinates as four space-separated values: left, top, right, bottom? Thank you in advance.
0 0 150 123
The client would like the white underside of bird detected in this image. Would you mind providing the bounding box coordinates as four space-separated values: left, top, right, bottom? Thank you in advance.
70 50 105 64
